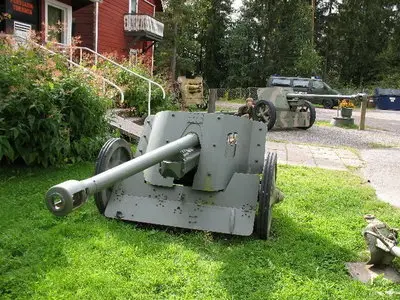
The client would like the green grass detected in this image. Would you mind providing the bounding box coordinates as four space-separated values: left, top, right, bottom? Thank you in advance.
313 104 325 108
315 120 332 127
368 142 398 149
1 163 400 299
316 120 359 129
315 120 389 132
339 123 359 129
219 98 245 104
216 105 235 112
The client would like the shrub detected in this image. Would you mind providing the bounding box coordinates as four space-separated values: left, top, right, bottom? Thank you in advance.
0 39 111 167
95 58 177 117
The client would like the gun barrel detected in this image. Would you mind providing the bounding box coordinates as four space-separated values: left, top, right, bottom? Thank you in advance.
46 133 200 217
286 93 367 100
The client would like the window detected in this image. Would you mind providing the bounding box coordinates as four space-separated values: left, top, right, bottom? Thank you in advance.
45 0 72 44
129 0 137 13
271 78 291 86
312 80 324 89
293 80 309 88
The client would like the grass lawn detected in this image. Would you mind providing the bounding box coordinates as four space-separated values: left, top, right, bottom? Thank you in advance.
1 163 400 299
316 120 359 130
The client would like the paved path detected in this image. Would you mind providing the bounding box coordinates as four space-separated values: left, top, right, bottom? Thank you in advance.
267 141 400 207
267 142 364 171
360 149 400 208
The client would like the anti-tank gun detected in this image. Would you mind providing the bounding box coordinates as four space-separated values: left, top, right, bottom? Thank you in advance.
45 111 283 239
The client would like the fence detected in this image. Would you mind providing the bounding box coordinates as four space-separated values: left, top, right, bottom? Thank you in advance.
208 87 264 102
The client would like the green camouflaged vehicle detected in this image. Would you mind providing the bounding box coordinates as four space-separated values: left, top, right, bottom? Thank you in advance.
267 76 341 109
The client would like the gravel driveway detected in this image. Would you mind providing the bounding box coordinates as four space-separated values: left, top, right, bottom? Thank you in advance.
216 101 400 149
316 108 400 133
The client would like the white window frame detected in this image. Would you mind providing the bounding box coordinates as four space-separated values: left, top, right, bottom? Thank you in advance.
128 0 138 14
129 0 155 16
44 0 72 45
143 0 156 16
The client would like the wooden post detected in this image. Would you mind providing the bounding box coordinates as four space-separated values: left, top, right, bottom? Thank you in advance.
208 89 217 113
359 95 368 130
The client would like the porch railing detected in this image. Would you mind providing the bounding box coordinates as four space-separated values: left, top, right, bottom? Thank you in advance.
34 43 125 103
124 14 164 39
56 44 166 116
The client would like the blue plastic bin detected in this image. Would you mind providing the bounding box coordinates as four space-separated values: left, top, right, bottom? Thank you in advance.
374 88 400 110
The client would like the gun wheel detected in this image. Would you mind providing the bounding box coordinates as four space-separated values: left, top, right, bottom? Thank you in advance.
94 138 132 214
254 100 277 130
323 99 334 109
256 152 277 240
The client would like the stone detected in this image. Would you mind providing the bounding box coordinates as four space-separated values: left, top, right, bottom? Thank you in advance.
346 262 400 284
331 117 355 127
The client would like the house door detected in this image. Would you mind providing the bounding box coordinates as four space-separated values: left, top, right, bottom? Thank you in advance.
45 0 72 44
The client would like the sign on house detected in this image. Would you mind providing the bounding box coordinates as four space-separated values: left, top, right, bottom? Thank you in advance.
6 0 38 27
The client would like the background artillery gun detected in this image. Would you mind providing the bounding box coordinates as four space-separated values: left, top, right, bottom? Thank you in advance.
254 87 316 130
45 111 284 239
253 87 367 130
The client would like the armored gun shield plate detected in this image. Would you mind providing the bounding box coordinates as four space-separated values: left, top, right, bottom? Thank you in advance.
94 138 132 213
256 152 278 239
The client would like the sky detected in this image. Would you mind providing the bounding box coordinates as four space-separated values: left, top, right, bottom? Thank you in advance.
233 0 242 10
232 0 243 20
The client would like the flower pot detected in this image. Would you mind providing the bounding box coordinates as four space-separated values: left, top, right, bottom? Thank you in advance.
341 107 353 118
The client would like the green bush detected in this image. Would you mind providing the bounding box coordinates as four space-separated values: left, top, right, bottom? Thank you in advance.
95 59 177 117
0 40 111 167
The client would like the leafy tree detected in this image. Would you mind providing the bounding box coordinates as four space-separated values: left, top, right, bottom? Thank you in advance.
154 0 400 90
202 0 232 87
155 0 209 84
223 0 319 87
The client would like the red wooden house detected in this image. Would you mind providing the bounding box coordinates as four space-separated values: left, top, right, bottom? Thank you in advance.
1 0 164 65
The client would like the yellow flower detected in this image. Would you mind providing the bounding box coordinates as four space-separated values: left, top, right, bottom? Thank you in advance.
339 99 355 109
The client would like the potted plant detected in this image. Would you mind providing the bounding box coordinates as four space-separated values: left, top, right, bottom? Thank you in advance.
339 99 355 118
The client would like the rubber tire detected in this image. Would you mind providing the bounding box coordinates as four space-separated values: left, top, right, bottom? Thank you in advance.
254 100 277 131
94 138 132 214
298 100 316 130
323 99 334 109
255 152 277 240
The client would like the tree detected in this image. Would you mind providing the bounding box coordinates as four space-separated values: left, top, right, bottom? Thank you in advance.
202 0 232 87
315 0 400 87
155 0 400 90
223 0 320 87
155 0 209 85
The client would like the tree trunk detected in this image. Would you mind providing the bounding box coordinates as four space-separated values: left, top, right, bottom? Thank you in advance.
208 89 217 113
170 22 178 85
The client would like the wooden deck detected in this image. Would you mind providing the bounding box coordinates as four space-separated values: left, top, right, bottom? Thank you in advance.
107 110 144 141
